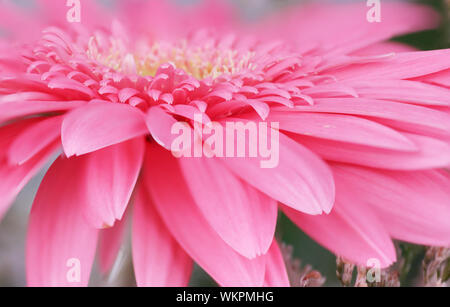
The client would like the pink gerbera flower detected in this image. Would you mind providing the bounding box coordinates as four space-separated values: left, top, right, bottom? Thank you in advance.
0 0 449 287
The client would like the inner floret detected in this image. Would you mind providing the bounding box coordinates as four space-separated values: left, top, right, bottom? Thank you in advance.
87 35 258 80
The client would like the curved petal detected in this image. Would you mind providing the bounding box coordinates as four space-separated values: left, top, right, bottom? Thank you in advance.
8 116 63 165
0 118 43 157
331 49 450 80
340 79 450 107
291 98 450 139
143 143 266 287
296 133 450 171
264 241 290 287
179 157 277 259
115 0 235 42
0 100 86 124
26 156 99 287
283 178 397 268
268 111 417 151
132 181 193 287
146 106 179 150
220 124 335 215
352 42 416 56
419 68 450 87
332 164 450 246
81 138 144 228
263 2 438 56
62 102 148 157
98 216 128 274
0 141 58 220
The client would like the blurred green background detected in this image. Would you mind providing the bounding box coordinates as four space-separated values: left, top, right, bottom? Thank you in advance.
0 0 448 287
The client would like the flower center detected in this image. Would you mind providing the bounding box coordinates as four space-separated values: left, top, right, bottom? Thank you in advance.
87 35 257 80
138 41 257 79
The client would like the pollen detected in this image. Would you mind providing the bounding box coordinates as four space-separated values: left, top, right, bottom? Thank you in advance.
87 35 257 80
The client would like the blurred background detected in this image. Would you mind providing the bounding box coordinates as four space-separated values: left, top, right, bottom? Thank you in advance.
0 0 449 287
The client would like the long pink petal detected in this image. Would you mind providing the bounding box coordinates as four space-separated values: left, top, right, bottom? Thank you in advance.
132 181 193 287
296 133 450 170
0 141 58 220
352 42 416 56
144 143 266 286
290 98 450 139
179 157 277 259
283 178 397 268
81 138 144 228
0 118 42 155
263 2 437 56
332 164 450 246
419 69 450 87
0 100 86 123
26 156 99 286
268 111 417 151
98 216 128 274
330 49 450 80
62 102 148 157
220 127 335 215
264 241 290 287
8 116 63 165
341 79 450 107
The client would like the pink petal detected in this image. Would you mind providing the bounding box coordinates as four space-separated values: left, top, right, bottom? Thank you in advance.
171 104 212 125
342 79 450 107
331 49 450 80
296 133 450 170
132 181 193 287
264 241 290 287
264 2 437 56
98 216 128 274
143 144 266 286
352 42 416 56
179 157 277 259
8 116 63 165
0 141 58 220
220 126 335 215
332 164 450 246
47 77 95 99
0 100 86 123
419 69 450 87
146 106 179 149
292 98 450 138
62 102 147 157
0 92 60 103
118 88 140 103
0 118 42 154
283 188 397 268
268 111 417 151
26 156 99 286
81 138 144 228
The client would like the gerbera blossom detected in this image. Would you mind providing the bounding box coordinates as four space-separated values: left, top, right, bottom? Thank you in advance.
0 0 449 287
